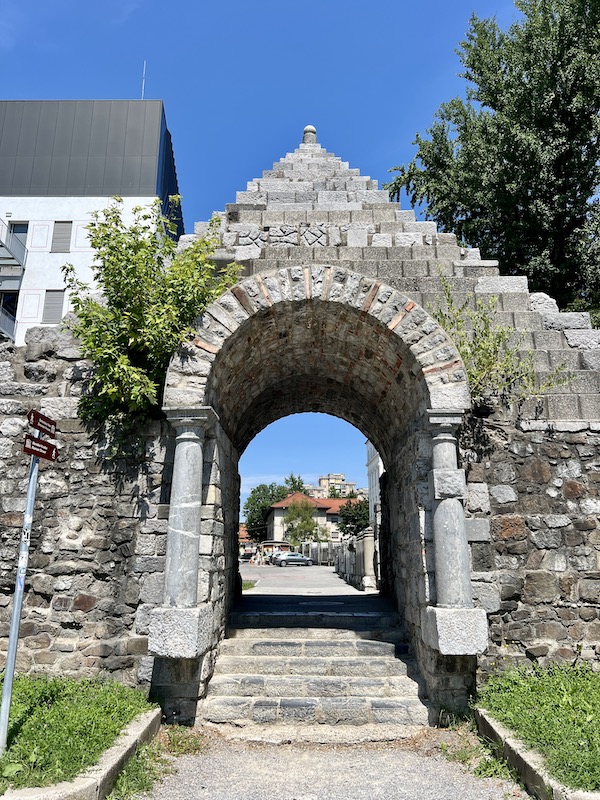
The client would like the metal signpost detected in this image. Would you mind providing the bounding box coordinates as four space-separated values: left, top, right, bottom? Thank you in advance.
0 410 58 756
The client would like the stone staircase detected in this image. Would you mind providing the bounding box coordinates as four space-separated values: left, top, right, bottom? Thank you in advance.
200 599 431 737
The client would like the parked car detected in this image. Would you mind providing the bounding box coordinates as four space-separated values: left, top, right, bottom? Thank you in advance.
277 552 313 567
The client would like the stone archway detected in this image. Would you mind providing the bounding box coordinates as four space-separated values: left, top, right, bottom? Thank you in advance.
148 266 488 717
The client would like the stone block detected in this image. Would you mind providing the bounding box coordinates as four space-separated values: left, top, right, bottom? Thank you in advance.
467 484 491 514
564 330 600 349
465 518 491 541
490 485 518 504
474 276 529 293
523 571 559 603
148 605 214 659
542 312 591 331
430 469 467 500
421 606 488 655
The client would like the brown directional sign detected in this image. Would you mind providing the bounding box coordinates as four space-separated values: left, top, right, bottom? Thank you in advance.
23 435 58 462
27 409 56 437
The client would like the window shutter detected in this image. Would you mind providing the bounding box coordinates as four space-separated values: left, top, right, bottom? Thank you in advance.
42 290 65 324
50 221 72 253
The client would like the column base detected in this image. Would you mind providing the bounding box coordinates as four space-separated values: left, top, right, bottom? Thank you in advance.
148 605 214 659
422 606 488 655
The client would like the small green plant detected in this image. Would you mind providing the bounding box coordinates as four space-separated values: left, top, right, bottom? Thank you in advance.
477 663 600 791
62 197 240 446
431 274 568 408
107 740 170 800
242 580 257 591
439 719 513 780
163 724 208 756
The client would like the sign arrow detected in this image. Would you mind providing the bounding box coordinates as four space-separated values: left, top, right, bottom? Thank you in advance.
27 409 57 437
23 435 58 462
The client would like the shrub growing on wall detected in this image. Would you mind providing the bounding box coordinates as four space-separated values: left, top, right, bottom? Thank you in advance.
62 198 239 439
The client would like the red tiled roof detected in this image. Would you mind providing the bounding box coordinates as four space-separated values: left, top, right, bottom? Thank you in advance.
270 492 360 513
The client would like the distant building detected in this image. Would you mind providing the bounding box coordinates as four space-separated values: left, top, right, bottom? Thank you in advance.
366 441 384 529
305 472 367 500
0 100 181 344
265 491 360 542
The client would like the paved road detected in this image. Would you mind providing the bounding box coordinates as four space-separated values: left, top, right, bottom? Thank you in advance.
239 563 366 596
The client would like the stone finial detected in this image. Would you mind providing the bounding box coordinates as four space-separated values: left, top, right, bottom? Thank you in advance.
303 125 317 144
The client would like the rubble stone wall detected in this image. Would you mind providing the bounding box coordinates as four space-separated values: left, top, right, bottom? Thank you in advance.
461 414 600 678
0 330 171 687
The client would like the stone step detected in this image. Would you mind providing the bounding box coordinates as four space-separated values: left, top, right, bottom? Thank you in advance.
213 654 415 678
206 673 422 699
201 695 430 726
218 638 406 658
227 612 402 630
225 626 406 641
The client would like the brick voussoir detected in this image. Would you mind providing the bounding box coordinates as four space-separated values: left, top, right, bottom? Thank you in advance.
230 284 257 316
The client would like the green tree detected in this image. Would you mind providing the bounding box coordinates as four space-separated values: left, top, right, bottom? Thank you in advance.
62 197 239 430
328 486 342 498
243 482 288 542
284 499 318 547
386 0 600 308
337 498 370 537
284 473 305 493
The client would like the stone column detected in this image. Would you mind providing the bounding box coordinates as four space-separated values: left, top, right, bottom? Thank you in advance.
422 409 488 656
429 411 471 608
148 407 218 659
163 408 217 607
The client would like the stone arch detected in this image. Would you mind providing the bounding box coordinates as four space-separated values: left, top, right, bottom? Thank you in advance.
149 266 488 716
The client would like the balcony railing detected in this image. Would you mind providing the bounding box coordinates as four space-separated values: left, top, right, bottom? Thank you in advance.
0 306 16 341
0 220 27 266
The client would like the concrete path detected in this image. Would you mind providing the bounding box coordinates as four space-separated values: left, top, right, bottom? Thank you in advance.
141 728 529 800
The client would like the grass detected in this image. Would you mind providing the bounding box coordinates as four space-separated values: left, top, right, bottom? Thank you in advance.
476 663 600 792
107 725 209 799
242 580 256 591
439 719 515 781
0 674 154 794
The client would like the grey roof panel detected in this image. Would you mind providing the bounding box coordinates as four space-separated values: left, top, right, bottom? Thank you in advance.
0 100 178 202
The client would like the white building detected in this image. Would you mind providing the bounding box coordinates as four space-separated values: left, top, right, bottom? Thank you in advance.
0 100 182 345
366 440 384 529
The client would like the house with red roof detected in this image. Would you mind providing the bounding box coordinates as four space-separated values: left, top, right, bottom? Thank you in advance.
265 492 359 542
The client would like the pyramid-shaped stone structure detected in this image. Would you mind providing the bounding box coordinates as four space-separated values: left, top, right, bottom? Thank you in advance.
184 124 600 420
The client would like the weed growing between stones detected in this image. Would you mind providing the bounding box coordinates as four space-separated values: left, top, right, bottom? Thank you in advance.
477 663 600 791
430 274 569 409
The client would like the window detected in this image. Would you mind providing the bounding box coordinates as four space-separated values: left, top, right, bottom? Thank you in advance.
42 290 65 324
9 222 28 247
50 221 72 253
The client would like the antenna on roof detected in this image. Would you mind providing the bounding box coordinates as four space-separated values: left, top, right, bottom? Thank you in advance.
141 61 147 100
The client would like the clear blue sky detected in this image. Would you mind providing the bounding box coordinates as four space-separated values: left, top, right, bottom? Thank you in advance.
2 0 520 510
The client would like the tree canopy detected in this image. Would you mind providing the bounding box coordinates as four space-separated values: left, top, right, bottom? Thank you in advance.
284 499 319 547
386 0 600 308
284 473 306 493
242 482 288 542
337 498 370 537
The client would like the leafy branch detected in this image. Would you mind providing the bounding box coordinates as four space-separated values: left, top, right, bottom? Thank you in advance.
431 274 569 409
62 197 239 439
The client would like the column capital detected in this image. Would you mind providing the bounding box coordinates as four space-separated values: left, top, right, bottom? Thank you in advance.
165 406 219 433
427 409 464 432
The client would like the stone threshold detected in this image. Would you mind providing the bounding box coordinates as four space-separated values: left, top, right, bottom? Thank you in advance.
474 708 600 800
3 708 161 800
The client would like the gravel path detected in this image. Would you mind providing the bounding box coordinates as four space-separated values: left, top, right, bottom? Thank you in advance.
142 728 529 800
